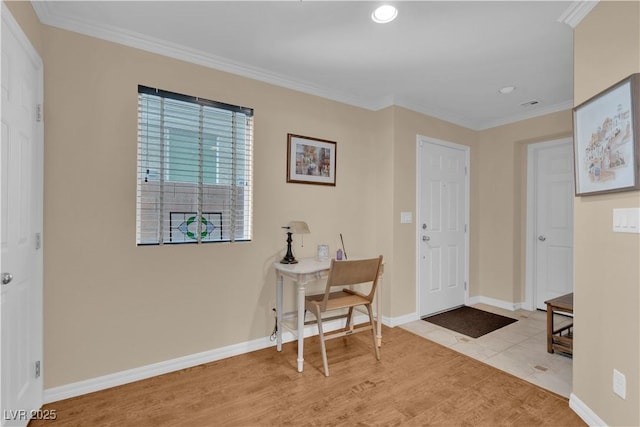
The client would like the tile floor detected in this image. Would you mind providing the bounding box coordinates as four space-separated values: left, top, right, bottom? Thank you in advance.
400 303 573 398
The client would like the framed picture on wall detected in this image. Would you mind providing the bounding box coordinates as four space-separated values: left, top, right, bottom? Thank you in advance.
286 133 337 186
573 73 640 196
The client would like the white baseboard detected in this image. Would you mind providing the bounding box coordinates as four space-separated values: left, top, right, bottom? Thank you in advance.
44 313 372 403
468 295 523 311
44 334 273 403
383 312 419 327
48 301 576 404
569 393 607 426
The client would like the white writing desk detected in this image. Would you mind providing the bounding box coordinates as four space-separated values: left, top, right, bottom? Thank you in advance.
274 257 383 372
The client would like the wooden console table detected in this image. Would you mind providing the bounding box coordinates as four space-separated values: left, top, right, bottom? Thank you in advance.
545 293 573 356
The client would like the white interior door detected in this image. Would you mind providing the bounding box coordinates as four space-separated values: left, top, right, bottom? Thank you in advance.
418 137 468 317
1 5 44 426
531 139 574 310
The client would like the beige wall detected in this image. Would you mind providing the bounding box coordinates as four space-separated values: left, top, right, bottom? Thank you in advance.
390 107 476 317
476 112 572 303
369 107 396 316
40 25 404 387
573 2 640 425
386 104 573 315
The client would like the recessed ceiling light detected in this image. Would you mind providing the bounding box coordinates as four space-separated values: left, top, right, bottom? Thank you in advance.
372 5 398 24
498 86 516 95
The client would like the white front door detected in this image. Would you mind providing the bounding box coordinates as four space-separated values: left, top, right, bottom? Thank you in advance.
418 137 468 317
529 139 574 310
1 5 44 426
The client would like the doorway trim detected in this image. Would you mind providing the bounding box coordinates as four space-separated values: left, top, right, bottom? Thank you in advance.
1 3 45 422
524 137 573 311
415 135 470 317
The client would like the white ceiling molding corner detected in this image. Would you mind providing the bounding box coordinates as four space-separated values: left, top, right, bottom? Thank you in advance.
29 0 53 24
367 94 397 112
394 98 478 130
558 1 600 28
476 100 574 131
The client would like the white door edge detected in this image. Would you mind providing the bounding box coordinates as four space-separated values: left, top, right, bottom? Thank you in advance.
1 3 45 423
524 137 573 311
415 134 470 317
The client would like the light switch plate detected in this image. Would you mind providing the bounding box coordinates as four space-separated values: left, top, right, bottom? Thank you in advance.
613 208 640 233
613 369 626 399
400 212 413 224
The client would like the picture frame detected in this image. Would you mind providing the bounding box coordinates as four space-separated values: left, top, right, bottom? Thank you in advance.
317 244 330 261
286 133 336 186
573 73 640 196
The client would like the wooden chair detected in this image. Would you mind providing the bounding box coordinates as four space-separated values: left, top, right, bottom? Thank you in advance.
305 255 383 376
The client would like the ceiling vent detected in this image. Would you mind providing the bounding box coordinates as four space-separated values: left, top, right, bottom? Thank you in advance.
520 100 540 107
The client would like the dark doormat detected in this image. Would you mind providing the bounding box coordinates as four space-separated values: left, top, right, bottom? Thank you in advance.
423 306 517 338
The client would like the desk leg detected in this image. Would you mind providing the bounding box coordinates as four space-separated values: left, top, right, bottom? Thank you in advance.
297 281 305 372
546 304 553 354
276 273 284 351
376 276 383 347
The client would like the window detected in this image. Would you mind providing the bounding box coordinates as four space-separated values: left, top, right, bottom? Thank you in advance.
137 85 253 245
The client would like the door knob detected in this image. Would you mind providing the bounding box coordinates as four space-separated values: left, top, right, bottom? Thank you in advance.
422 236 430 242
538 235 546 242
2 273 13 285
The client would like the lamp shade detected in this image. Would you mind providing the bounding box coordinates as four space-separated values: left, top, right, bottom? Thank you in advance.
288 221 310 234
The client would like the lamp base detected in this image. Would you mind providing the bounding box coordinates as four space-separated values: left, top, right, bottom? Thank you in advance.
280 231 298 264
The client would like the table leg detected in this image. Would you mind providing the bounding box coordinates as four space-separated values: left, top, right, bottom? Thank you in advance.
297 281 305 372
376 276 383 347
276 273 283 351
546 303 553 353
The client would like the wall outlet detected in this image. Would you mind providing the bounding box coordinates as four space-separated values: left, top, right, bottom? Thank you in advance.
613 369 626 399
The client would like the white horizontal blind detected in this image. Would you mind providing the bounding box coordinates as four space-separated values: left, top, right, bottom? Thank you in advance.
137 85 253 245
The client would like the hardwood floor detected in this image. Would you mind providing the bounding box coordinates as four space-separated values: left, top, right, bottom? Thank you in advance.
30 326 585 426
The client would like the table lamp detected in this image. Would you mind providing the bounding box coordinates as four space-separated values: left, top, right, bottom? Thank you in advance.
280 221 310 264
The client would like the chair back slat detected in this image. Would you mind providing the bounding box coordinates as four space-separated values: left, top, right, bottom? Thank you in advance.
321 256 383 309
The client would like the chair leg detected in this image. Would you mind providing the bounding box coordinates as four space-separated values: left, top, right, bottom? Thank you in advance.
314 306 330 377
366 304 380 361
345 307 354 332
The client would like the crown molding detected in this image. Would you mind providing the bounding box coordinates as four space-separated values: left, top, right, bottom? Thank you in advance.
393 98 476 130
30 1 373 110
30 0 52 23
30 1 572 131
476 100 574 131
558 1 599 28
392 98 573 131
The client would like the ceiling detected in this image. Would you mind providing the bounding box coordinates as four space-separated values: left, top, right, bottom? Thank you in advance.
31 1 596 130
